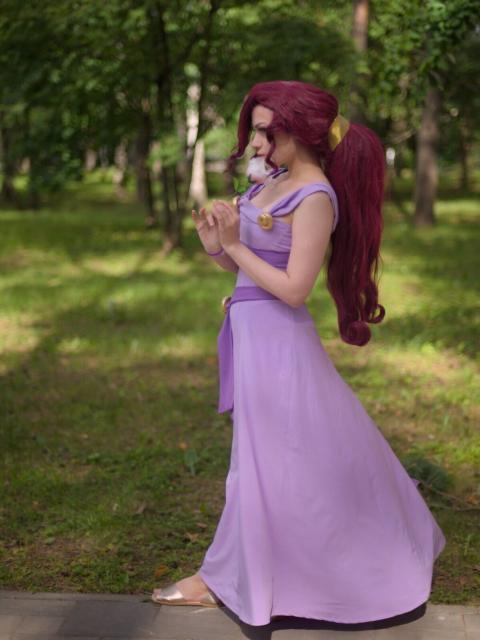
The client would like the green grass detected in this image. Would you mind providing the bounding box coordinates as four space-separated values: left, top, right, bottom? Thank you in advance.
0 171 479 605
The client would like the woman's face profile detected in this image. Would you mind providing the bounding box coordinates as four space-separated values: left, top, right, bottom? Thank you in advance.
250 104 295 167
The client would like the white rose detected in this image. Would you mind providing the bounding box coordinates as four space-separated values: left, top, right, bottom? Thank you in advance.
246 156 271 183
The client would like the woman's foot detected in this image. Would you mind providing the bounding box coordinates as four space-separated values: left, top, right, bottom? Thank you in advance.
151 572 223 607
174 572 210 600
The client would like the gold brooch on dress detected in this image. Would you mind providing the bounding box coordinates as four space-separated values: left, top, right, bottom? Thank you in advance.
257 209 273 230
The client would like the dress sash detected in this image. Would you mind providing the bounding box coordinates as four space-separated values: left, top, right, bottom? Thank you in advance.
217 247 289 415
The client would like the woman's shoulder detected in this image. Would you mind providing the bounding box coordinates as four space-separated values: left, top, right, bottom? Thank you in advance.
274 170 333 193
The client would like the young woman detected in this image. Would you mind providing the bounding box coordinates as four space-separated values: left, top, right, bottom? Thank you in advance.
152 80 446 627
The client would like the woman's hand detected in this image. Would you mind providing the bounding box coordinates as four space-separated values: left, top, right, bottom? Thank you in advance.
210 200 241 252
191 206 221 254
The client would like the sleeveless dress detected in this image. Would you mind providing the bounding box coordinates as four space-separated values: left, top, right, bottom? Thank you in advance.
198 168 446 627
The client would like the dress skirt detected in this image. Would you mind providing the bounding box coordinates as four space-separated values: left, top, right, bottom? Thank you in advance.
198 297 446 626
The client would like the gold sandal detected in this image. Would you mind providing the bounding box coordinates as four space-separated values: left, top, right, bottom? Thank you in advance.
151 583 225 608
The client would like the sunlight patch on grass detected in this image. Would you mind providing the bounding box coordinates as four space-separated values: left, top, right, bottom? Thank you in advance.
156 334 210 359
57 336 92 354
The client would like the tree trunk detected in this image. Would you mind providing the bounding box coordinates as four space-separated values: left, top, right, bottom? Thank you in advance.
160 165 173 235
134 106 157 226
84 149 97 172
187 83 207 211
24 109 40 209
150 1 219 254
113 142 129 200
458 119 470 192
349 0 369 125
0 114 17 204
189 139 207 210
0 131 17 203
414 86 441 227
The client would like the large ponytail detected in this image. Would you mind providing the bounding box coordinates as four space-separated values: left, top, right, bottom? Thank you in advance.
229 80 386 346
325 123 386 346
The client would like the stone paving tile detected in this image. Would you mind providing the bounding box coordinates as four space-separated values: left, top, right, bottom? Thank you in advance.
270 630 376 639
0 616 22 634
465 613 480 638
264 604 471 638
58 600 159 638
0 591 143 602
0 591 478 640
12 637 99 640
254 616 427 640
0 598 74 617
149 605 245 639
148 605 439 640
387 606 466 632
14 615 65 635
368 628 467 639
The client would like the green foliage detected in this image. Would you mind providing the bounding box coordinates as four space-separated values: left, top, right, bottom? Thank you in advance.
369 0 479 110
0 0 478 213
232 175 250 195
205 171 226 196
151 133 183 168
0 0 358 203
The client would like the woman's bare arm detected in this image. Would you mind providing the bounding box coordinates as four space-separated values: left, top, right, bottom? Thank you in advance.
223 192 333 307
209 252 239 273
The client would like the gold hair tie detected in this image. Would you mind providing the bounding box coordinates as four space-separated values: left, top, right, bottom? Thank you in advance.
328 114 350 151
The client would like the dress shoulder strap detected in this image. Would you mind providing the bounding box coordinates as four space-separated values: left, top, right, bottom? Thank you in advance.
241 182 262 200
270 183 339 233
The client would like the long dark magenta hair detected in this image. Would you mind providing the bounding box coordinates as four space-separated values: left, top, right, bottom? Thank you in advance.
227 80 386 346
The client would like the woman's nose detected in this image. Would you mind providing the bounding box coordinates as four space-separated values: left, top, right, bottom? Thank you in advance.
251 132 263 147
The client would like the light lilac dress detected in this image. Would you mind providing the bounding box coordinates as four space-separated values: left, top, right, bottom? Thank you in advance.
198 168 446 627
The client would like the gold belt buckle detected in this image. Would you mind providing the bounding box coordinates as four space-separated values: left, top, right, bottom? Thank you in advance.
222 295 232 314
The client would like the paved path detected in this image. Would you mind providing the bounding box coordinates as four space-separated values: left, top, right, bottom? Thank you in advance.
0 590 478 639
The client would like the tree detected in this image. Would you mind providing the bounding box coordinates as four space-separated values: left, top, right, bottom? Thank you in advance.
369 0 479 225
350 0 369 125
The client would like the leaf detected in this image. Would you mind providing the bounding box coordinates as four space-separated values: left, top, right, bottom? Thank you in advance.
233 176 250 194
185 532 199 542
154 565 170 578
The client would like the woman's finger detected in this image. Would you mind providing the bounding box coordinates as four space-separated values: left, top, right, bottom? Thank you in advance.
213 201 228 220
211 203 222 221
199 206 215 227
192 209 205 228
211 209 224 228
217 201 233 219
